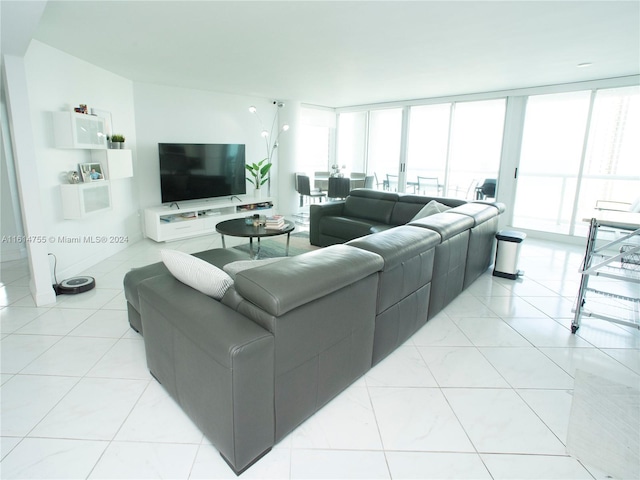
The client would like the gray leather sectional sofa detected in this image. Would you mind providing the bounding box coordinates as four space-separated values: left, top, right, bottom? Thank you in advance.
309 189 467 247
123 188 504 475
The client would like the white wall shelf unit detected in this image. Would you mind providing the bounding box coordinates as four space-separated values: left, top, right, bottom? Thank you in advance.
91 149 133 179
145 199 274 242
60 182 112 219
53 111 107 149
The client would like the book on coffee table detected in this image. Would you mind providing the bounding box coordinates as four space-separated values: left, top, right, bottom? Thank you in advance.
265 215 285 229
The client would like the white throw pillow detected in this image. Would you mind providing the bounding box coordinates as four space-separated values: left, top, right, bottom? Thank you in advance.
160 249 233 300
223 257 284 280
411 200 451 221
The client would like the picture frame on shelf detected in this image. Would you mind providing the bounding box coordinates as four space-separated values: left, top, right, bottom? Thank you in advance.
80 162 105 182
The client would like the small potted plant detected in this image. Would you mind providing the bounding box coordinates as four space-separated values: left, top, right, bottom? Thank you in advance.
246 159 272 198
111 134 125 149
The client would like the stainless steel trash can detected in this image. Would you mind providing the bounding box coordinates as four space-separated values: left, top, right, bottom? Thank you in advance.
493 230 526 279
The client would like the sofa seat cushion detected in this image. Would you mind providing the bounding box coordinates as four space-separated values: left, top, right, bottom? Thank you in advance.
319 216 387 242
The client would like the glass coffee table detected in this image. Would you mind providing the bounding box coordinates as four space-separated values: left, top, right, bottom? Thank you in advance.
216 218 295 259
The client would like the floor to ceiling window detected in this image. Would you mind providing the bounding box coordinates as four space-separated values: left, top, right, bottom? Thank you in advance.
406 103 451 195
366 108 403 190
336 111 367 174
512 91 591 234
334 78 637 239
573 85 640 235
351 99 505 198
513 86 639 236
298 106 336 188
447 99 505 200
298 124 331 174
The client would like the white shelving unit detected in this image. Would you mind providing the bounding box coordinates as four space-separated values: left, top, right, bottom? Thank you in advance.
572 216 640 333
60 182 112 219
91 149 133 179
53 111 107 149
145 199 274 242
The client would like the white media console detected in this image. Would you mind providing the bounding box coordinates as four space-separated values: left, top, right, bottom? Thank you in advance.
144 198 274 242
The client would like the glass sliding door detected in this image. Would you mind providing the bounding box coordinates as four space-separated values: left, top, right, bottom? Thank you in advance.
367 108 403 191
447 99 506 200
512 91 592 234
513 87 639 237
573 86 640 235
337 112 367 176
299 124 331 174
299 106 337 193
406 104 451 195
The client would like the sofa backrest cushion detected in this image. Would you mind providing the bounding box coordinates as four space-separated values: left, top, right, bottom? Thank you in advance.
391 194 466 225
411 200 452 221
223 257 284 280
347 225 441 272
343 189 398 224
234 244 384 317
447 202 501 226
409 211 475 241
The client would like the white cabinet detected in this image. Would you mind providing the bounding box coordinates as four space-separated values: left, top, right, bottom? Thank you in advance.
91 149 133 179
53 112 107 149
145 200 274 242
60 182 112 219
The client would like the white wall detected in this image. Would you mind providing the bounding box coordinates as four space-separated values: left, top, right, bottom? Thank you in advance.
132 82 282 212
1 92 25 262
19 40 297 289
24 41 141 280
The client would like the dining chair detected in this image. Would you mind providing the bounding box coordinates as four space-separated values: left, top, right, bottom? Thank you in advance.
417 176 440 195
350 172 366 189
312 171 329 192
364 175 375 189
328 177 351 200
386 174 398 192
475 178 497 200
296 174 326 207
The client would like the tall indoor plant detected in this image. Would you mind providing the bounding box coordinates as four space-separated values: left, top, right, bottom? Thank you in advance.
245 158 272 198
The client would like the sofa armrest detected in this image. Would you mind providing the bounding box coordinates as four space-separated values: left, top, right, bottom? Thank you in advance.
309 201 345 246
138 274 274 474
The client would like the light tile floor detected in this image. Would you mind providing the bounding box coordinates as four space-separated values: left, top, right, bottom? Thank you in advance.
1 234 639 479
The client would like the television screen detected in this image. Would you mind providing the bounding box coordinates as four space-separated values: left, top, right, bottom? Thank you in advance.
158 143 246 203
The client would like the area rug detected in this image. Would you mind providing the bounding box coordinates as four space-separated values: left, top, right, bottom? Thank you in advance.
566 369 640 479
232 231 320 259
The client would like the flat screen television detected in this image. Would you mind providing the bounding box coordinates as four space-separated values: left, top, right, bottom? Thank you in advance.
158 143 246 204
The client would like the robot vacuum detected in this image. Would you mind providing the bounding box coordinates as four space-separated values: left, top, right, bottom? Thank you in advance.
55 276 96 295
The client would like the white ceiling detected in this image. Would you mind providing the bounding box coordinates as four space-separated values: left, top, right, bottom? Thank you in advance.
23 1 640 107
